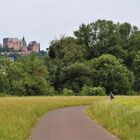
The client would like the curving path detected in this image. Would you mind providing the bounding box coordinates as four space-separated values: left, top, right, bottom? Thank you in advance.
30 106 119 140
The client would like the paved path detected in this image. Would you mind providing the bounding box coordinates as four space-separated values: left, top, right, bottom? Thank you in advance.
30 106 119 140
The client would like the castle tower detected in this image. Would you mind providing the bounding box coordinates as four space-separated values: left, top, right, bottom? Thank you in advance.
20 36 28 54
22 36 27 47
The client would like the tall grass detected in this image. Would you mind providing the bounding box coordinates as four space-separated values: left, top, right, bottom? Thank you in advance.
0 96 103 140
86 96 140 140
1 96 139 140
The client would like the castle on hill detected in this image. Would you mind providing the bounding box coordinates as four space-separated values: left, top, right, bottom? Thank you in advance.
2 37 40 55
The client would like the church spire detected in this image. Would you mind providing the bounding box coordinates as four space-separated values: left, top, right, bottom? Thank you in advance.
22 36 27 47
22 36 25 41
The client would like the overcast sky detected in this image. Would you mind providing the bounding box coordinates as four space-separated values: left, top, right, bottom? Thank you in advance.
0 0 140 50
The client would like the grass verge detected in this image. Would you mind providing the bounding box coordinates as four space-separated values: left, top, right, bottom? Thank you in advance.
86 96 140 140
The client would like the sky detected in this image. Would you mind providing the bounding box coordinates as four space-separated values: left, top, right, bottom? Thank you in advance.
0 0 140 50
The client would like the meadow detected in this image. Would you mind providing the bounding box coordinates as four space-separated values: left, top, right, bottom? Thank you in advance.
0 96 103 140
86 96 140 140
0 96 139 140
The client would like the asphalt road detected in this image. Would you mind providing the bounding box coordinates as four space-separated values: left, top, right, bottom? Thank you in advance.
30 106 119 140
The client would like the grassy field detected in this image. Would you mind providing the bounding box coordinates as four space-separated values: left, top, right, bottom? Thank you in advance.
0 96 104 140
0 96 139 140
86 96 140 140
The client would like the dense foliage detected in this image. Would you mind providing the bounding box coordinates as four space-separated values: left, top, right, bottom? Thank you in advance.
1 19 140 96
0 55 55 96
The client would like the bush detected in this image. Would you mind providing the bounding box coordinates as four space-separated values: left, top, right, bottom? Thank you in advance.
0 92 8 97
81 86 106 96
61 88 75 96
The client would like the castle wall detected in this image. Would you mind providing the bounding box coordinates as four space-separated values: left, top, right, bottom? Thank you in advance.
2 38 40 55
3 38 22 50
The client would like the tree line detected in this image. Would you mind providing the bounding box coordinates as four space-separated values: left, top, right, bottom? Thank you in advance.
1 19 140 96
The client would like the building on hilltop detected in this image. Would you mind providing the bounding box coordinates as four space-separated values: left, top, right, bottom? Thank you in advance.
28 41 40 53
2 37 40 55
3 38 23 50
20 37 28 55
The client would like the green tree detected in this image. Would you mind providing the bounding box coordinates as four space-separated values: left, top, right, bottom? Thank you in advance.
125 31 140 68
58 62 93 93
20 54 48 78
48 36 86 64
0 65 10 93
4 54 55 96
74 20 138 60
74 20 122 58
74 24 92 48
132 51 140 91
88 54 134 94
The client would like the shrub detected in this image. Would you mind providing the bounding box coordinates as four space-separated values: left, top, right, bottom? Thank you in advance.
61 88 75 96
81 86 106 96
0 92 8 97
